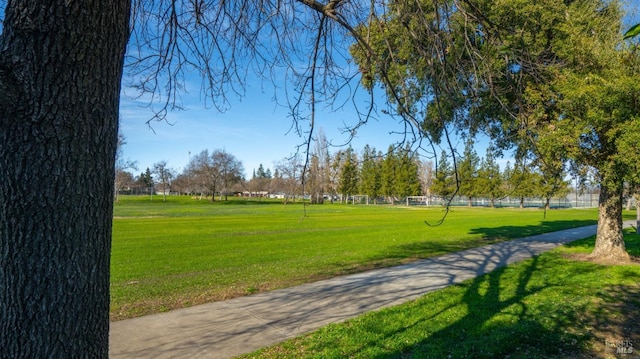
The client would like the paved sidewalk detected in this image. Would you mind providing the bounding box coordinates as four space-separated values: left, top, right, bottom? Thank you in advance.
110 224 604 358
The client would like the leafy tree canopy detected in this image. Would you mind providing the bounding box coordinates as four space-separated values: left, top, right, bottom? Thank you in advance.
350 0 640 260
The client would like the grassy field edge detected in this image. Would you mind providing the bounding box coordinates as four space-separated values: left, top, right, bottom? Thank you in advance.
111 197 605 320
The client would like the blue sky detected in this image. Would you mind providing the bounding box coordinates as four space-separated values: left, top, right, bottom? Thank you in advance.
118 79 430 178
118 1 640 178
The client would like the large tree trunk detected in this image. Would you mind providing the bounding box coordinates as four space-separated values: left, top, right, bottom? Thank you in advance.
590 182 630 262
0 1 130 357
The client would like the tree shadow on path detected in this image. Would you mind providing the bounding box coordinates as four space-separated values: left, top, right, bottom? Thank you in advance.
466 219 597 241
373 220 597 265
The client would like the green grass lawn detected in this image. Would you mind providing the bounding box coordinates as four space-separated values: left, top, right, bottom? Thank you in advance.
111 196 602 320
240 232 640 359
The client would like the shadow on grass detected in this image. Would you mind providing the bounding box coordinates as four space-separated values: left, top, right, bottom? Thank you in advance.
322 242 592 358
328 222 613 358
563 230 640 256
585 283 640 357
623 233 640 257
467 220 596 241
391 257 593 358
365 232 639 358
364 220 597 266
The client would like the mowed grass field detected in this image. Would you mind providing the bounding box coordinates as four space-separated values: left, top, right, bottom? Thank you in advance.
111 195 602 320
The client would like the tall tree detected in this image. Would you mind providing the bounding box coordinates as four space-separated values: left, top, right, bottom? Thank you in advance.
275 153 304 203
0 0 374 354
247 163 272 196
458 140 480 207
152 161 176 202
189 150 219 200
502 161 537 209
186 149 243 201
394 144 421 198
418 159 435 197
338 146 359 202
536 165 570 211
213 149 244 200
115 170 136 196
359 145 382 204
380 145 398 204
477 147 503 208
135 168 155 193
431 151 457 202
351 0 640 261
0 1 130 356
269 167 283 195
328 150 344 203
307 154 324 203
307 129 330 204
541 2 640 260
256 164 268 179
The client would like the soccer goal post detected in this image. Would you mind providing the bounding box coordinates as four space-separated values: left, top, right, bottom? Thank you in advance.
352 195 369 205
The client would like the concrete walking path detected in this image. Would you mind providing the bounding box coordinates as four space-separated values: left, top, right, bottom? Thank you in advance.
110 224 609 358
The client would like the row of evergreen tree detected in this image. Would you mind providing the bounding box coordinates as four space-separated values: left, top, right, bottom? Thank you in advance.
307 144 423 204
118 139 575 206
432 141 571 208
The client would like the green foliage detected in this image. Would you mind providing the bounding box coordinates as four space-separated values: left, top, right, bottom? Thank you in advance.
137 167 154 187
553 51 640 189
623 23 640 40
111 197 598 319
502 161 539 208
430 151 457 200
380 145 398 200
338 146 359 198
458 140 481 204
255 163 271 179
350 0 572 143
359 145 382 202
393 144 421 198
477 147 503 207
351 0 640 256
352 0 640 187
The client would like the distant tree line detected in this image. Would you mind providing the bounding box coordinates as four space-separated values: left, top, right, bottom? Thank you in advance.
114 143 590 208
304 142 424 205
114 135 426 203
432 141 573 210
116 135 603 208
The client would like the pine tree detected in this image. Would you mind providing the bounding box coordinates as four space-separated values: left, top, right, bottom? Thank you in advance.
338 147 359 201
503 161 537 209
431 151 456 202
394 144 421 198
477 147 503 208
458 140 480 206
359 145 381 204
380 146 398 204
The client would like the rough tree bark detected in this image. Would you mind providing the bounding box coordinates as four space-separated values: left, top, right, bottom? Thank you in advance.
591 182 631 262
0 1 130 357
